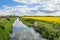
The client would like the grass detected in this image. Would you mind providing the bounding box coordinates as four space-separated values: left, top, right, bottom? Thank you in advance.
21 16 60 40
0 16 16 40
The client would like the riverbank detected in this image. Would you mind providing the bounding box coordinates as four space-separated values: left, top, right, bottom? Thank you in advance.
0 17 16 40
21 16 60 40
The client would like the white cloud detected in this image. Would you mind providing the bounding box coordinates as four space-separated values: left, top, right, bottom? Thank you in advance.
0 0 60 16
13 0 41 4
13 0 60 11
0 10 11 16
13 0 51 4
0 6 31 16
1 0 60 16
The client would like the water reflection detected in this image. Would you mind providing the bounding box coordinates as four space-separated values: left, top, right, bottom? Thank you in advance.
10 18 46 40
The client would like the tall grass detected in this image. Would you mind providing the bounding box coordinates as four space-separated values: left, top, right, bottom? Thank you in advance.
0 17 16 40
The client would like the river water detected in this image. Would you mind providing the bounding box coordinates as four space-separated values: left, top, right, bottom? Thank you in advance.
10 18 46 40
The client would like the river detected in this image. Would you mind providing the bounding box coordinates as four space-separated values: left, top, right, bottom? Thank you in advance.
10 18 46 40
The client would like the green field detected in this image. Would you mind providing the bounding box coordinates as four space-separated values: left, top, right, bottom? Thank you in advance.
21 17 60 40
0 16 16 40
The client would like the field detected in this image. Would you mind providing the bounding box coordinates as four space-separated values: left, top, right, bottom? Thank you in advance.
21 16 60 40
0 16 16 40
22 16 60 23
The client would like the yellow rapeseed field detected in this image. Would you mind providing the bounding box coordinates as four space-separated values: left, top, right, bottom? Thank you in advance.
22 16 60 23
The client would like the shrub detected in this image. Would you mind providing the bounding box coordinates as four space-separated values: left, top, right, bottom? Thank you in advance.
21 18 60 40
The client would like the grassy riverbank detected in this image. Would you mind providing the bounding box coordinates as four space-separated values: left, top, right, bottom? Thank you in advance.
21 16 60 40
0 16 16 40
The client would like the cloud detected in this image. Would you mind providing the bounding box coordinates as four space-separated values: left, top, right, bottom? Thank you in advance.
0 10 11 16
37 8 59 13
0 0 60 16
13 0 60 10
0 5 60 16
0 6 31 16
13 0 38 4
0 6 45 16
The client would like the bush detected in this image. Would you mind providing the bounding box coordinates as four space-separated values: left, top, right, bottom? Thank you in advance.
0 17 16 40
21 18 60 40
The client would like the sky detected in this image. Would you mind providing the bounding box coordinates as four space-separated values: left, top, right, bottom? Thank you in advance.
0 0 60 16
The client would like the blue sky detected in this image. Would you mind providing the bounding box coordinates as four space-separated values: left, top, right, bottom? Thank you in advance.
0 0 60 16
0 0 27 9
0 0 47 9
